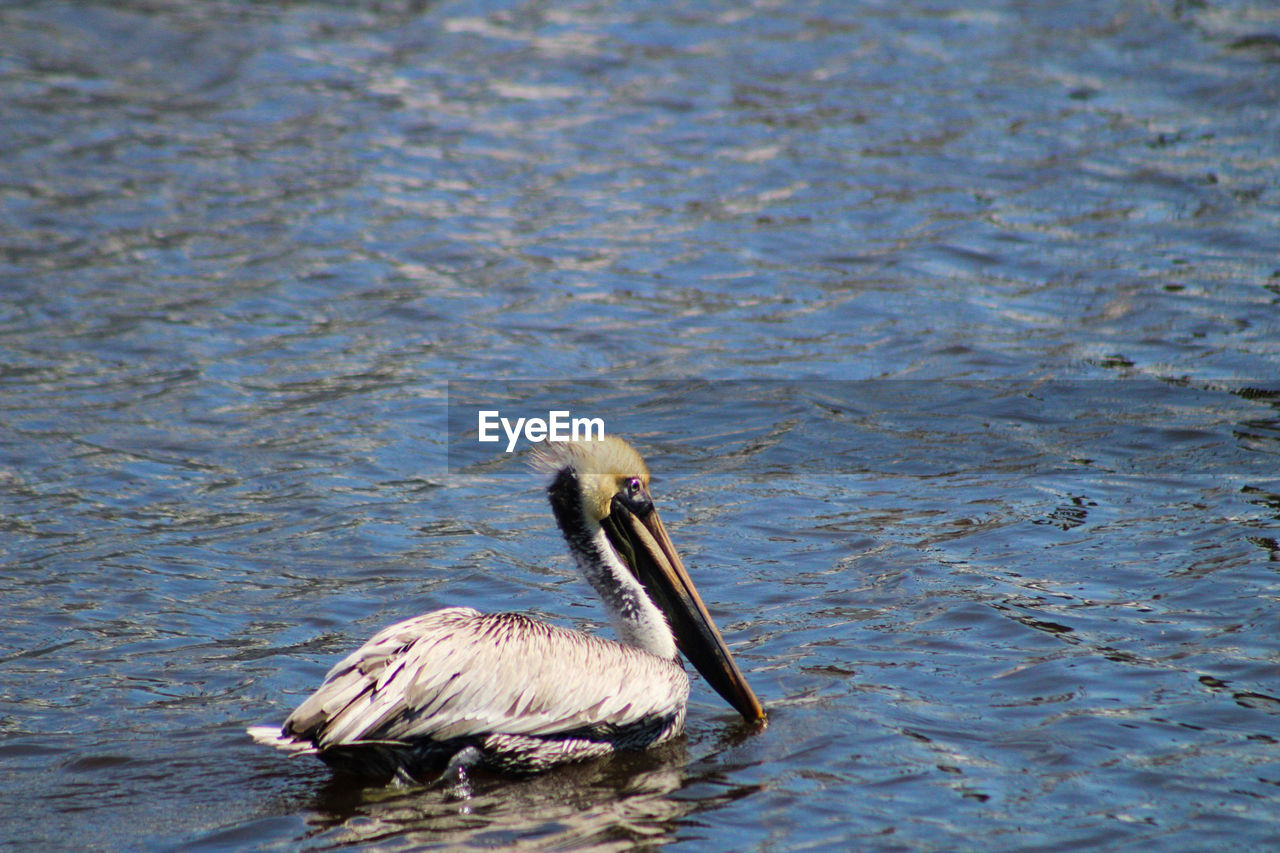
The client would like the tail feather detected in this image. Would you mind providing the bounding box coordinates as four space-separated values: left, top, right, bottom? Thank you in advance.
247 725 317 756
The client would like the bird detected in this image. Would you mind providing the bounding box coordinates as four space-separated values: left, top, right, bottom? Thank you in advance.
248 435 765 783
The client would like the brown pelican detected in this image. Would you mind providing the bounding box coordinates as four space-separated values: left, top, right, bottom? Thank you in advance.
249 436 765 782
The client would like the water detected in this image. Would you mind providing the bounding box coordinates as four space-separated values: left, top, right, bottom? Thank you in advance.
2 0 1279 849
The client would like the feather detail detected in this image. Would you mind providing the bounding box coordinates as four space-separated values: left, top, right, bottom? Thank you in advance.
265 608 688 775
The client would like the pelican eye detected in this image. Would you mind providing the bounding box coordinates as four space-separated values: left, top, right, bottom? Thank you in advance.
617 476 652 515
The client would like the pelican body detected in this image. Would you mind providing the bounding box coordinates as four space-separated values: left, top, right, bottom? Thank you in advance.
249 436 764 780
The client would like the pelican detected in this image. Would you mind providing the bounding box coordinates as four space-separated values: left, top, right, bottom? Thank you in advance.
249 436 765 781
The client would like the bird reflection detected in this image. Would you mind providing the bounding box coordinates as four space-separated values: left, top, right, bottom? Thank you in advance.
300 741 693 850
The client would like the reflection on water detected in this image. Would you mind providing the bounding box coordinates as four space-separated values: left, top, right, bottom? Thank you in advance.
221 731 769 851
302 748 693 851
3 0 1280 850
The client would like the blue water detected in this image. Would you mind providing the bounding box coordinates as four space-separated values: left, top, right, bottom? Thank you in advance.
2 1 1279 850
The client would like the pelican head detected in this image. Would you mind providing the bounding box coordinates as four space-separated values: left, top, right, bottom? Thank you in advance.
532 436 766 724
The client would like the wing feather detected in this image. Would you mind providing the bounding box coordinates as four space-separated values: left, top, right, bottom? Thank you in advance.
283 607 688 750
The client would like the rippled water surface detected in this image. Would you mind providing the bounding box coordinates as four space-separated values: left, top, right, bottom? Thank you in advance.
3 0 1279 850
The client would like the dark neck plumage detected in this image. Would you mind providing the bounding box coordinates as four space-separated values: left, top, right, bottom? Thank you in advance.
545 468 677 658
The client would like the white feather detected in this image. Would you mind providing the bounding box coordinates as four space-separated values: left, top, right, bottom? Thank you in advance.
279 608 688 752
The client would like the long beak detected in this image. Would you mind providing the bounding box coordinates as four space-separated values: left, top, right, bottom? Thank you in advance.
604 497 766 724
